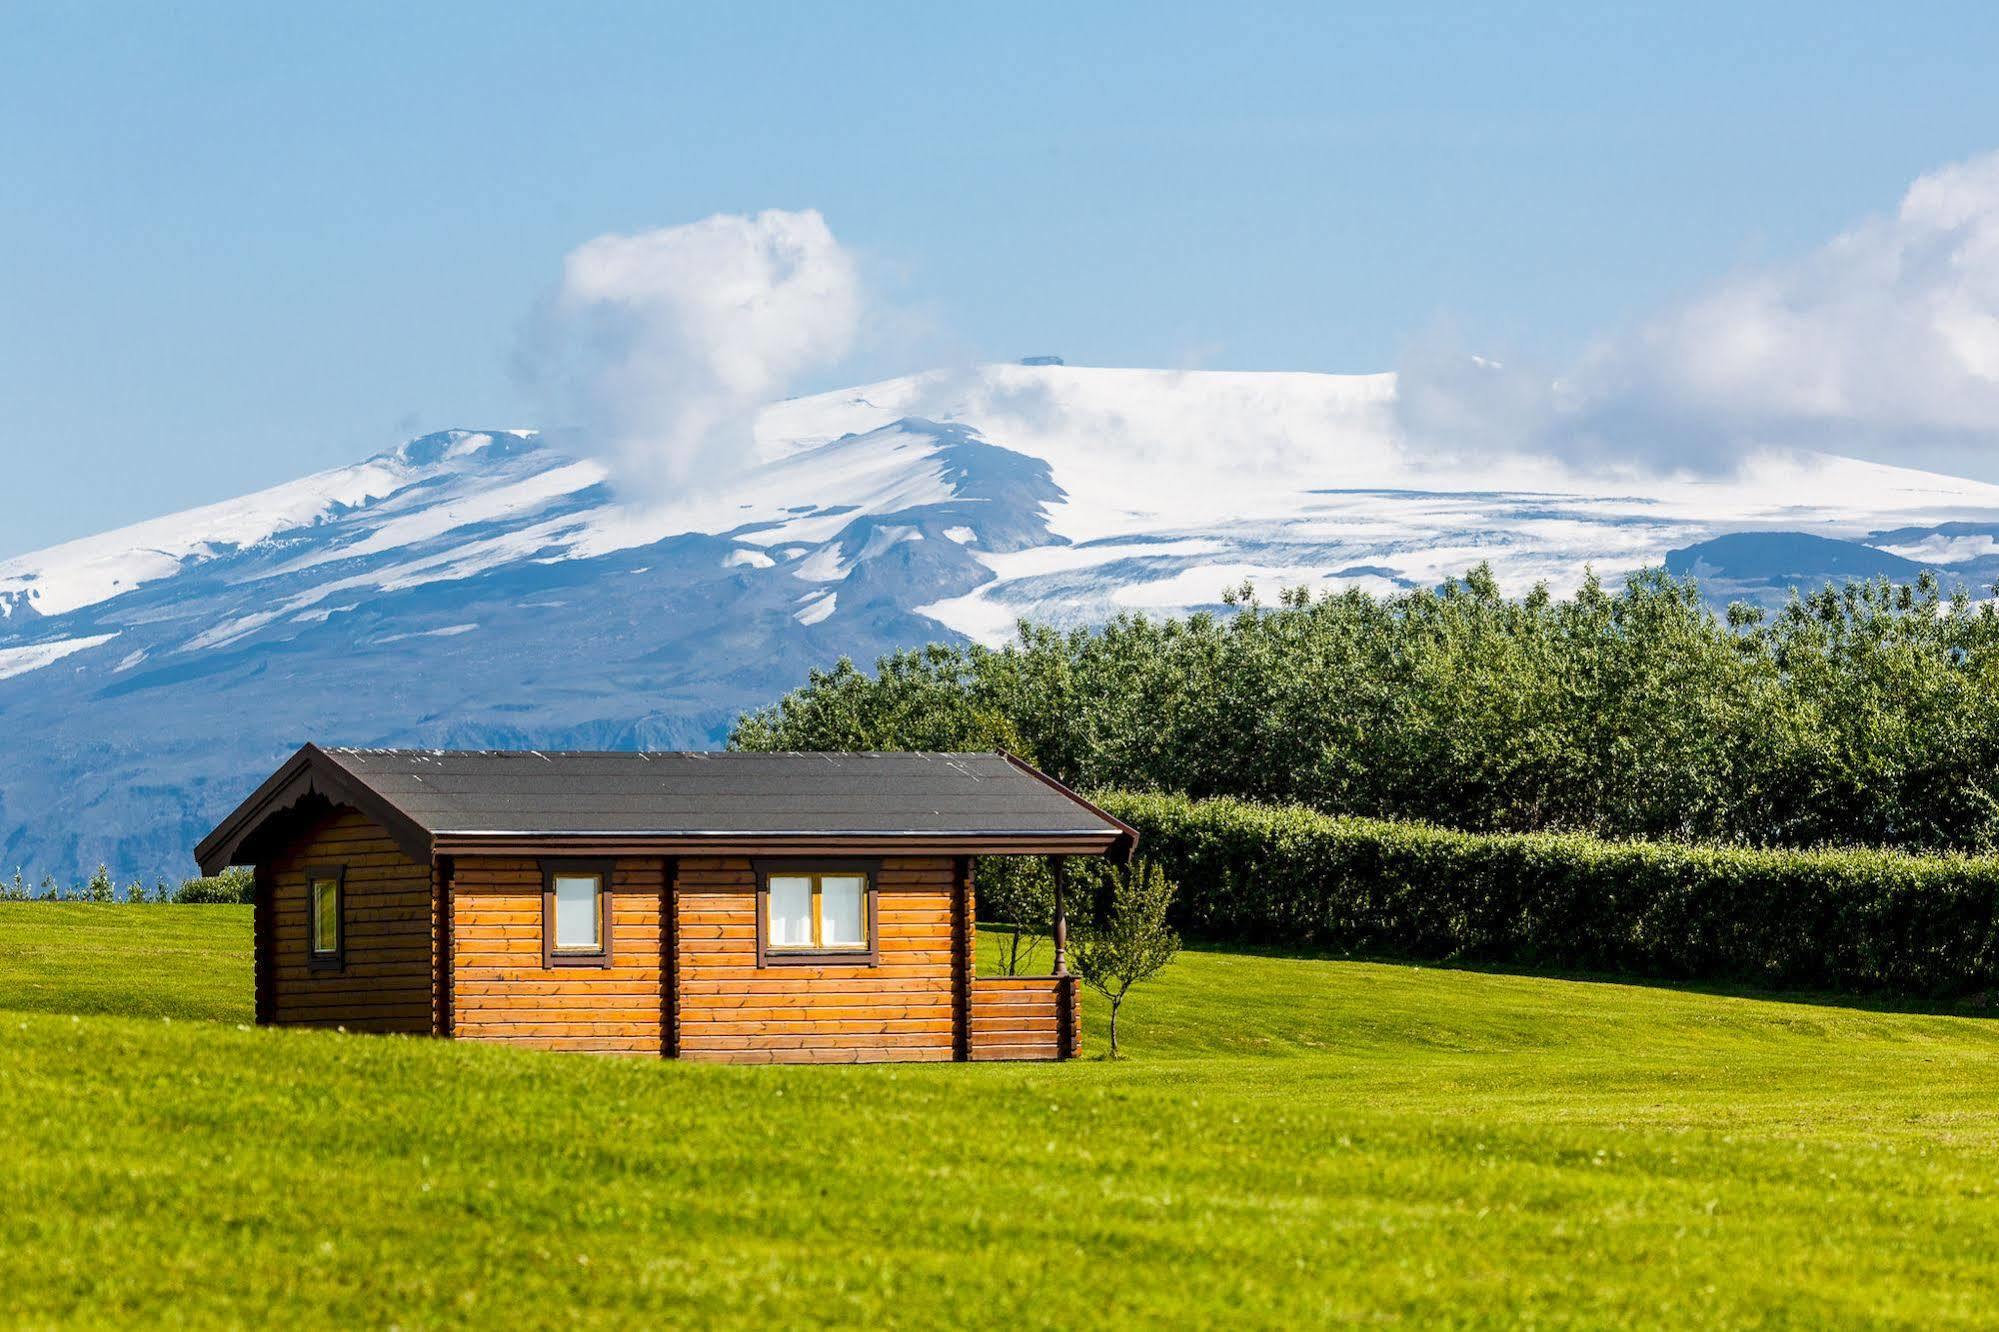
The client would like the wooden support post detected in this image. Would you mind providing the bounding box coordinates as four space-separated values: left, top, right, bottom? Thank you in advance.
1050 855 1069 977
252 863 273 1026
433 855 456 1038
429 857 443 1037
951 855 972 1061
1058 974 1077 1061
662 856 679 1059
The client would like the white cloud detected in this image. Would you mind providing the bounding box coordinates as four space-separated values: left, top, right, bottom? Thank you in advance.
526 209 862 498
1399 150 1999 479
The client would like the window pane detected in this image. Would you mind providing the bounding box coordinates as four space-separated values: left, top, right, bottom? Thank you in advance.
310 878 339 955
820 875 867 948
553 873 602 951
768 875 814 947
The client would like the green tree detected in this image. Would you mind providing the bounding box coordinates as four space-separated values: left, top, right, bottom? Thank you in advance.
732 564 1999 855
84 865 114 903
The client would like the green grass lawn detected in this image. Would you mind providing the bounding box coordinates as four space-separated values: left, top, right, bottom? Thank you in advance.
7 907 1999 1327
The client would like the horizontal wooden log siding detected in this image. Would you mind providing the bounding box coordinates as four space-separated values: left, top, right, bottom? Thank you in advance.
675 855 957 1064
451 856 666 1055
265 807 433 1033
967 976 1077 1061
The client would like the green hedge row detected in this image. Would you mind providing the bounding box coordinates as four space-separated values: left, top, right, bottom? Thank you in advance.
1094 791 1999 998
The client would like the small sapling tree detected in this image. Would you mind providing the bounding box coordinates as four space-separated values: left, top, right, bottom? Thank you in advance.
1071 857 1181 1058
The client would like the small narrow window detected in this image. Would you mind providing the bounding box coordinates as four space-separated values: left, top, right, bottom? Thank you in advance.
306 866 344 971
758 865 876 965
542 862 612 968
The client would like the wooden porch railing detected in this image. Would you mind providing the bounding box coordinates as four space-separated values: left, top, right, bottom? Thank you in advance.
968 975 1079 1061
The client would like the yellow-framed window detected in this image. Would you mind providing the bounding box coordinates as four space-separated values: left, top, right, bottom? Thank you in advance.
765 871 870 952
306 865 344 969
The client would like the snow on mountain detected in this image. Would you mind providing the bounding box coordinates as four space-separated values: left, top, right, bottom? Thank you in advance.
769 364 1999 641
0 430 549 619
0 632 120 681
7 363 1999 883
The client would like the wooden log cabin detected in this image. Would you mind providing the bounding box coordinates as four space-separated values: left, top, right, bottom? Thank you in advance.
194 746 1135 1062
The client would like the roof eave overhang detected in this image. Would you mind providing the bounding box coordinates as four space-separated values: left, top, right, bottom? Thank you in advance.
995 750 1139 861
195 745 1137 874
430 830 1126 859
192 743 434 875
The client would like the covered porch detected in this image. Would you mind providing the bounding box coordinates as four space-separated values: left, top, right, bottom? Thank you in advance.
967 853 1084 1061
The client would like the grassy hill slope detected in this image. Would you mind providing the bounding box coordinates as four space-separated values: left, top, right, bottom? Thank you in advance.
6 906 1999 1327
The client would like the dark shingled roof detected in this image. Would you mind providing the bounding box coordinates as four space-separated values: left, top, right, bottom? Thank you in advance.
195 745 1135 872
323 748 1119 835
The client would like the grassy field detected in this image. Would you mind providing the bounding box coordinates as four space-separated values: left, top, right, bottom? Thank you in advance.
7 908 1999 1327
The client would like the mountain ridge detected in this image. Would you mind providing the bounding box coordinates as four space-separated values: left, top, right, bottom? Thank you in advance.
7 363 1999 881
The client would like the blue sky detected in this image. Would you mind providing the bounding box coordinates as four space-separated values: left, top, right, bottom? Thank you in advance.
6 2 1999 555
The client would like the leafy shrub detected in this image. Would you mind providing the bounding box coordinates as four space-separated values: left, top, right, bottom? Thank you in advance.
172 867 254 904
0 866 255 903
1097 791 1999 999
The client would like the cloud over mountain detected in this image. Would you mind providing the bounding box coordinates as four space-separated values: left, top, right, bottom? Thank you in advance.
524 208 863 499
1400 151 1999 480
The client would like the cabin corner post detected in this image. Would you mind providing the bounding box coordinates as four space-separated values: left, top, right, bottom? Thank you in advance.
432 855 455 1038
1057 974 1077 1060
951 855 973 1061
252 863 274 1026
661 856 679 1059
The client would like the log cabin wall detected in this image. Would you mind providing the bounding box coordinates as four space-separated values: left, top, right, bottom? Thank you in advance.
674 855 957 1064
450 856 666 1055
264 806 433 1033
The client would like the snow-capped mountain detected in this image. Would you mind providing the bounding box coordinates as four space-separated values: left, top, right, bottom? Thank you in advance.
9 362 1999 882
